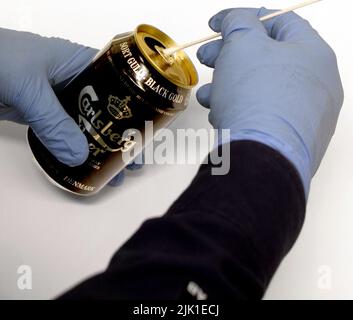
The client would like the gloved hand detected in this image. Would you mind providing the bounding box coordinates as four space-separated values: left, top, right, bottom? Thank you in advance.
196 8 344 198
0 28 96 166
108 154 144 187
0 28 142 186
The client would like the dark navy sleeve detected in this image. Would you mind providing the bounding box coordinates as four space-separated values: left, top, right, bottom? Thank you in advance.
58 141 306 300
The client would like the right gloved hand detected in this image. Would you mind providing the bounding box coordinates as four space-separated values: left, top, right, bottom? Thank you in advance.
196 8 344 198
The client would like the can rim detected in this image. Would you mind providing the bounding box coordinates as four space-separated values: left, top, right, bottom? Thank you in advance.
134 24 199 90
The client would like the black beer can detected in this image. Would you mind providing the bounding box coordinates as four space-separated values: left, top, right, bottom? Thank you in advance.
27 24 198 196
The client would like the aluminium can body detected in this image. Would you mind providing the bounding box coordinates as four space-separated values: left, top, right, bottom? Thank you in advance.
27 25 198 196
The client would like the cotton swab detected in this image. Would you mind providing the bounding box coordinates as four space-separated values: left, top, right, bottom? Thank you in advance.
162 0 323 58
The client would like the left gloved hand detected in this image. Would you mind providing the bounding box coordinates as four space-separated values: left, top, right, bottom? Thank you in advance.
0 28 142 186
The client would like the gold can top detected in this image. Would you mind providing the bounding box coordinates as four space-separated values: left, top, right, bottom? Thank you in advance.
134 24 198 89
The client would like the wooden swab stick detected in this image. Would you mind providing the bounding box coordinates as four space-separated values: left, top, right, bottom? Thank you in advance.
162 0 323 57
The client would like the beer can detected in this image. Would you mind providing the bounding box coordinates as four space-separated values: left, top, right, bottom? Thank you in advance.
27 24 198 196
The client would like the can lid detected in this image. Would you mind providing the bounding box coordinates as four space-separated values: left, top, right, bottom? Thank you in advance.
134 24 198 89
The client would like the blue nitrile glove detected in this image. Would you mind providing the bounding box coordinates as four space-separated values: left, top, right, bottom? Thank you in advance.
0 28 142 186
108 154 144 187
0 28 96 166
196 8 344 198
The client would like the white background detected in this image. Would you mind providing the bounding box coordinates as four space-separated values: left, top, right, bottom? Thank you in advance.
0 0 352 300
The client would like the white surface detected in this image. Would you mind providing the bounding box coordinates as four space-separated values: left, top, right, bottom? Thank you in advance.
164 0 325 56
0 0 352 300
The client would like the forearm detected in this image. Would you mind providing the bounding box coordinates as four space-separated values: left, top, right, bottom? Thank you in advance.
59 141 306 300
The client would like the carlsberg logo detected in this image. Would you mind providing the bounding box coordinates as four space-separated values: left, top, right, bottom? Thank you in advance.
78 85 136 156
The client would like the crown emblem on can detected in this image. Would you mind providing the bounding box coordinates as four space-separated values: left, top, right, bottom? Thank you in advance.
107 95 133 120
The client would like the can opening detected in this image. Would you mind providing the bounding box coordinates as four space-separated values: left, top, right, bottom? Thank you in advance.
134 24 198 89
145 37 166 51
144 37 175 65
